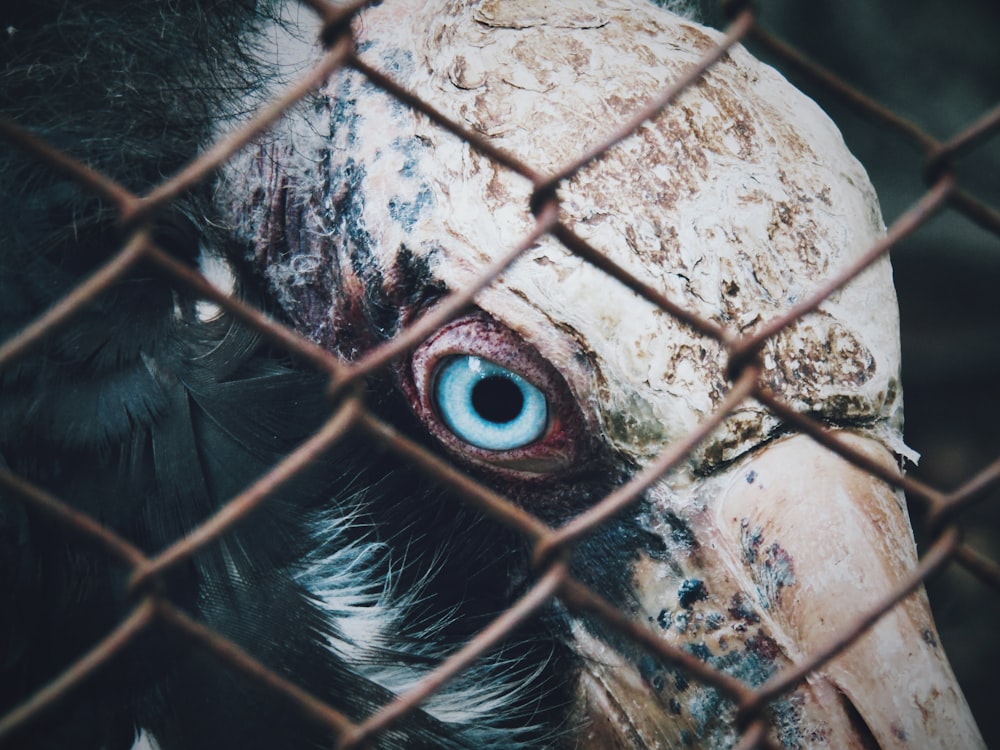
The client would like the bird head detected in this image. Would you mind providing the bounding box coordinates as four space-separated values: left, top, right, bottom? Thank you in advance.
220 0 984 746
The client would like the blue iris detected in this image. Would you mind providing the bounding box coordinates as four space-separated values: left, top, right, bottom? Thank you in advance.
434 356 548 451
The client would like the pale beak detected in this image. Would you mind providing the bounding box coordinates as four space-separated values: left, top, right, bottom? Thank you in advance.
571 432 984 748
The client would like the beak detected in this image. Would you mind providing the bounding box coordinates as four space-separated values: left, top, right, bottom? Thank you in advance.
570 432 984 748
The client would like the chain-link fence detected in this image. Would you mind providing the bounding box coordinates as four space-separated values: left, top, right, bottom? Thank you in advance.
1 0 998 747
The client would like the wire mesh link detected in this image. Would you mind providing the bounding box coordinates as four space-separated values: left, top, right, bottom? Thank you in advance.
155 600 359 736
127 394 365 594
0 600 158 742
0 0 997 748
342 563 568 749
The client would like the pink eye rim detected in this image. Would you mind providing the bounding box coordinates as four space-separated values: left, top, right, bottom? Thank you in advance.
403 310 592 477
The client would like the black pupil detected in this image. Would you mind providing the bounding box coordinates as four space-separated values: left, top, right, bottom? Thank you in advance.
471 376 524 424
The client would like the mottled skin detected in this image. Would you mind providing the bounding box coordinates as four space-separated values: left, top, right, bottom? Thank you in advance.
223 0 983 747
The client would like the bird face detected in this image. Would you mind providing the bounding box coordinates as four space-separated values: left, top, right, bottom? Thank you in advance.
219 0 985 746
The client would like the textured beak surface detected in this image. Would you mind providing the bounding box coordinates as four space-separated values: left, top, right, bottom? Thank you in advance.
572 433 984 748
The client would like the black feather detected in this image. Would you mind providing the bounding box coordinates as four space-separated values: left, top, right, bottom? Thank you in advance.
1 3 574 748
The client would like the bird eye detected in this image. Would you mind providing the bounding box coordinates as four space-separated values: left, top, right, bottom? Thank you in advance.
403 311 591 476
434 356 548 451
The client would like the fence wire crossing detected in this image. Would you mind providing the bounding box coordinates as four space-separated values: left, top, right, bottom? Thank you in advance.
1 0 999 748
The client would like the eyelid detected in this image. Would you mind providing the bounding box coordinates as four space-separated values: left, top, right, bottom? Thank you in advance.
403 311 589 476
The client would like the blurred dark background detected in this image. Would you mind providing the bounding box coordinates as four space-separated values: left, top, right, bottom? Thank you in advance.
695 0 1000 744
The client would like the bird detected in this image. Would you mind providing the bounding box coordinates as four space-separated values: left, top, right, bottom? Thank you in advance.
0 0 986 748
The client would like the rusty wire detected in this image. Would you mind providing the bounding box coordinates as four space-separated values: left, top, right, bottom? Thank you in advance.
0 0 998 748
